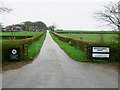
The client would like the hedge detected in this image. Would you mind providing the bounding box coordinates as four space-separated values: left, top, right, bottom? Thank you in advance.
52 31 119 62
1 35 32 39
2 31 45 63
52 32 71 43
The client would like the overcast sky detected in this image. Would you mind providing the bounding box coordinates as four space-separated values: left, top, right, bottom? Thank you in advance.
0 0 118 30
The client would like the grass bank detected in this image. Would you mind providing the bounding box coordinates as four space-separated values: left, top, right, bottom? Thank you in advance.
25 32 46 61
50 32 105 63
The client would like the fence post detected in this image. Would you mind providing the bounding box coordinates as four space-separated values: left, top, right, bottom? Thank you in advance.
84 44 88 60
88 43 92 60
24 44 28 58
84 43 92 60
19 42 24 61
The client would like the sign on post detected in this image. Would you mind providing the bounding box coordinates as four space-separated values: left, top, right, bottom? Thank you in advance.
92 46 110 59
9 48 20 61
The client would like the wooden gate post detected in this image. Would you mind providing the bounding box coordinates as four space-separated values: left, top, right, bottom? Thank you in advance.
84 43 92 60
23 44 28 60
84 44 88 60
88 43 92 60
19 42 24 61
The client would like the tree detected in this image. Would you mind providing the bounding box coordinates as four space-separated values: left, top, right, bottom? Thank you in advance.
5 21 48 31
23 21 32 30
48 23 56 31
95 1 120 61
0 1 13 13
33 21 48 30
0 1 13 31
0 6 12 13
0 22 3 32
95 1 120 42
95 1 120 30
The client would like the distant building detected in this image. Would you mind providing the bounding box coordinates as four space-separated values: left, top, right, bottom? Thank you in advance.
16 26 22 31
5 26 22 32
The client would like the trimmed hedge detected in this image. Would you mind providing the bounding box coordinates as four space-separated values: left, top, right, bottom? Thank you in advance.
2 31 45 63
52 32 71 43
1 35 32 39
52 31 119 62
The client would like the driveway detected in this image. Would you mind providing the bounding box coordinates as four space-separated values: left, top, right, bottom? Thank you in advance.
2 30 118 88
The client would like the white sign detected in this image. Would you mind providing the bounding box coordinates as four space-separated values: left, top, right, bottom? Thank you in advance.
12 49 17 55
92 47 110 53
92 53 109 58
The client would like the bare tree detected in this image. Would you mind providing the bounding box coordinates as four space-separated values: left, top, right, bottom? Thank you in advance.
95 1 120 43
0 1 13 31
0 6 12 13
0 5 12 30
0 1 13 13
95 1 120 30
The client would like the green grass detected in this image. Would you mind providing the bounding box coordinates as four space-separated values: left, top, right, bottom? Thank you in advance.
0 31 42 36
25 32 46 61
0 31 43 42
60 33 118 43
1 38 25 42
0 39 9 42
55 30 117 33
50 32 105 63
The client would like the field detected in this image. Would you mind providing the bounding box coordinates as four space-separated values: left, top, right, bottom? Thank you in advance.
60 33 118 42
51 31 119 63
50 32 105 62
0 31 42 36
2 31 46 63
55 30 117 33
1 31 43 42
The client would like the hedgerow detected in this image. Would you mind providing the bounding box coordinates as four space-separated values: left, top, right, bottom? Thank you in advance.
2 31 45 63
51 31 119 62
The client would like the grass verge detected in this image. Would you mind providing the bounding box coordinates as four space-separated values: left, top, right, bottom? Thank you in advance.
25 32 46 61
3 32 46 71
50 32 107 63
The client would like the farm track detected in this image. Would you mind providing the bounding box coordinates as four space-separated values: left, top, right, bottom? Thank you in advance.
2 30 118 88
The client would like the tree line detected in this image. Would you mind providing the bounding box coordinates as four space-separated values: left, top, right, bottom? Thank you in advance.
5 21 48 31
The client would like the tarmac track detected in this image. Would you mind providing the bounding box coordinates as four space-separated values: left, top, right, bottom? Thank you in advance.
2 31 118 88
